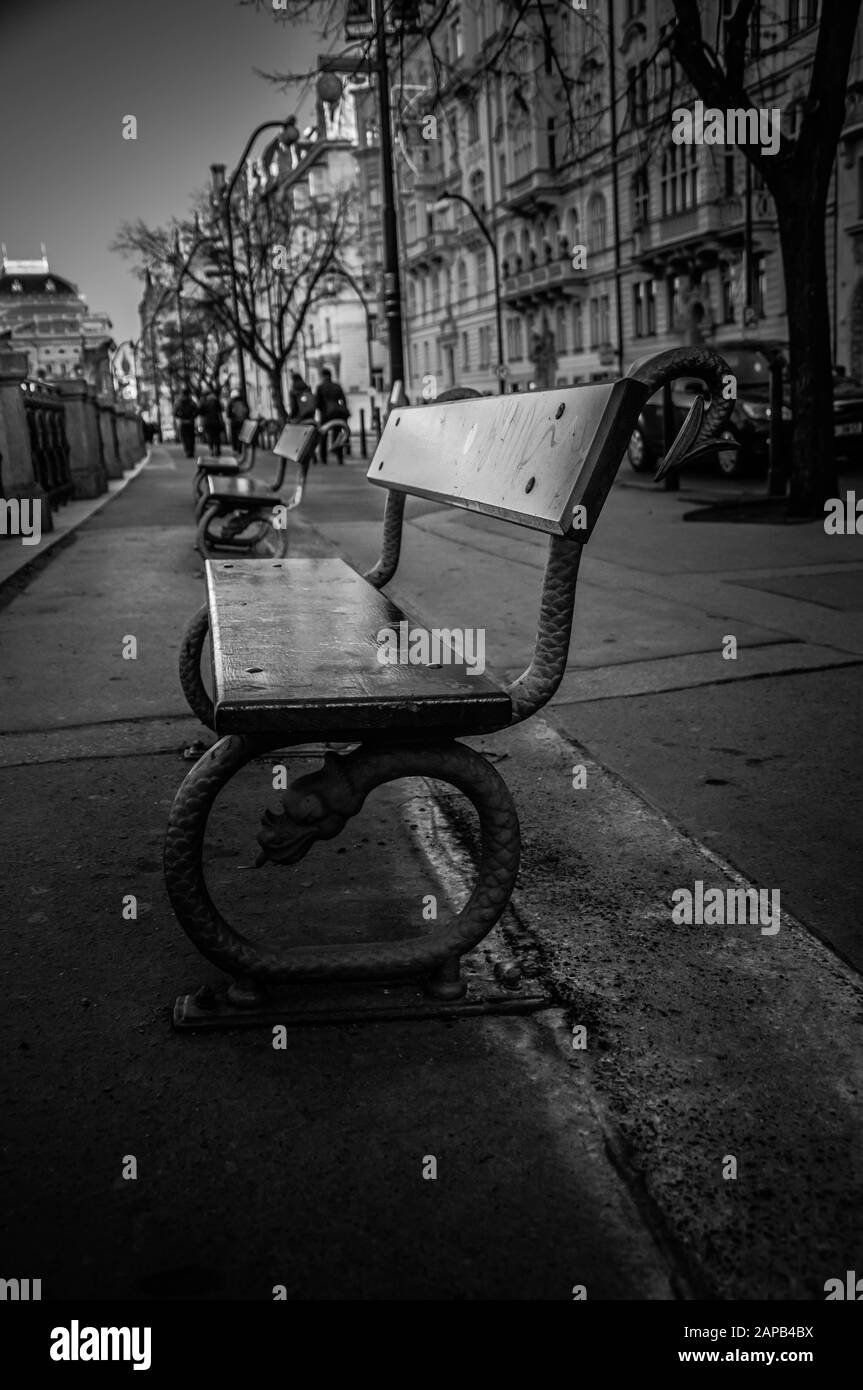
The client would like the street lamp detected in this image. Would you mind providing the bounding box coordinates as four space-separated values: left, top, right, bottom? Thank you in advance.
211 116 301 402
434 192 505 393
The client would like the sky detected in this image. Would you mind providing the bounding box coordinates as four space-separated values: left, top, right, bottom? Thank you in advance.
0 0 328 345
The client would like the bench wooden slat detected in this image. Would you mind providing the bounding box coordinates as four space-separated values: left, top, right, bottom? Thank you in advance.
206 476 281 504
367 379 646 537
206 558 512 737
198 457 241 475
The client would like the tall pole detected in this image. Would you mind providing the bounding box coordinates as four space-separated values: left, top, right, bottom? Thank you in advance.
375 2 405 391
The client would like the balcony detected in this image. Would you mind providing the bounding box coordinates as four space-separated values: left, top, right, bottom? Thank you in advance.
504 166 559 217
404 229 458 270
501 256 571 308
632 193 777 270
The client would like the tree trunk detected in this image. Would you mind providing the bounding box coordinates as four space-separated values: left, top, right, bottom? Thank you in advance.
268 367 288 425
776 193 838 515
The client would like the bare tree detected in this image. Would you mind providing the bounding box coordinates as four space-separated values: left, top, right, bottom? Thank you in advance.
113 176 356 420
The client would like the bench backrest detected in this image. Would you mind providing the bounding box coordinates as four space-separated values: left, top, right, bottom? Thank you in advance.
367 379 647 539
239 418 260 447
273 423 318 465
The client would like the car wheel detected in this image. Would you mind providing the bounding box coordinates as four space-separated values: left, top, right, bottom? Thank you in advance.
627 426 654 473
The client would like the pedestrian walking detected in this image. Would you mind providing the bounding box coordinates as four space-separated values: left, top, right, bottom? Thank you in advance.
174 389 198 458
315 367 350 465
288 372 318 424
199 391 224 457
227 391 250 452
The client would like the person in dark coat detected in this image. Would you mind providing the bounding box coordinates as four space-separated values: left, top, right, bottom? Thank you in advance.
174 389 198 458
227 391 249 452
315 367 349 465
288 372 318 425
199 392 224 456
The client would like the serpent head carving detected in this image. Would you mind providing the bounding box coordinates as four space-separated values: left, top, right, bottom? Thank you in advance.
256 751 364 866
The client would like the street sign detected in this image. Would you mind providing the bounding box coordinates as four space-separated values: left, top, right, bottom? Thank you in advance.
345 0 375 40
496 363 510 379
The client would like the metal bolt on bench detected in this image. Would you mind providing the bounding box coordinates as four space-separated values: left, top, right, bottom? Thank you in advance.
165 350 735 1029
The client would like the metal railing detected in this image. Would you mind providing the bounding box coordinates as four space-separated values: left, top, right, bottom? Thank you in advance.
21 381 73 508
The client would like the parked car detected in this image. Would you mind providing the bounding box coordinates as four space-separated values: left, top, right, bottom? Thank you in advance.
626 340 863 478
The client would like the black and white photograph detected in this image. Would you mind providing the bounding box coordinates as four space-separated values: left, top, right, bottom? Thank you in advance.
0 0 861 1358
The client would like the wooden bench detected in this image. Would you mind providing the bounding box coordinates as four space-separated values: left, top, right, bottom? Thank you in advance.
192 417 260 506
166 351 734 1027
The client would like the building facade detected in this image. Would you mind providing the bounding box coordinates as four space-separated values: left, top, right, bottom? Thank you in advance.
353 0 851 398
0 245 114 390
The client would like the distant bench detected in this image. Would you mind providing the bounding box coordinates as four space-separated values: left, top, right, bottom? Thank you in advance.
165 351 734 1027
194 419 349 559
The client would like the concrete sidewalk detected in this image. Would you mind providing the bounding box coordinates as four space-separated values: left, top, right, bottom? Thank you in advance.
0 445 860 1300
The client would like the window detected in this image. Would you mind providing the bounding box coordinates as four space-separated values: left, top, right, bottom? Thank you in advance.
308 324 316 347
787 0 818 39
461 330 470 368
626 62 648 125
450 16 464 59
555 304 567 354
632 168 649 226
661 144 698 216
720 263 737 323
587 193 608 253
476 249 488 295
431 273 440 312
566 207 580 251
469 168 486 211
632 279 656 338
498 152 506 195
724 151 736 197
513 119 532 180
423 340 430 372
467 99 480 144
588 294 610 348
547 117 557 170
411 343 419 374
667 274 682 327
406 203 417 242
506 316 523 360
753 252 767 318
457 260 468 300
572 302 584 351
324 317 332 341
478 324 491 367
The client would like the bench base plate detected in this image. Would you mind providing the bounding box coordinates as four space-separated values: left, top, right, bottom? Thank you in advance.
172 939 549 1030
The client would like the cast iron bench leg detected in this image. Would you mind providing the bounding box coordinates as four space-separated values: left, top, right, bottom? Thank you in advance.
179 603 214 729
196 501 289 559
163 735 521 1003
